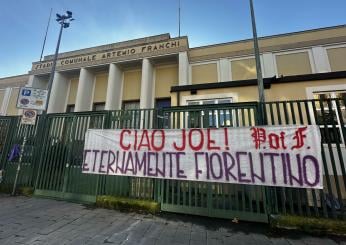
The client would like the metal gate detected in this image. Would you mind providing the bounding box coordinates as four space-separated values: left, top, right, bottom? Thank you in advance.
34 110 161 203
34 112 108 203
158 103 268 222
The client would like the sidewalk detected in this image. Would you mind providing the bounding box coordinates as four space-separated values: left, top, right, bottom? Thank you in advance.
0 194 345 245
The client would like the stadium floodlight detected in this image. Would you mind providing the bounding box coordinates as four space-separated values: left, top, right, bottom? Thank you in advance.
56 13 62 20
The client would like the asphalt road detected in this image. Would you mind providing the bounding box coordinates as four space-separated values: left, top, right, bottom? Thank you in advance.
0 194 345 244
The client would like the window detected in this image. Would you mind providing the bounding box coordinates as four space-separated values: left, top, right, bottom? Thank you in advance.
155 99 171 128
66 104 75 113
156 98 171 109
122 101 140 128
186 98 233 128
93 103 105 111
276 52 312 76
231 58 256 81
191 63 218 84
313 91 346 144
327 47 346 72
122 101 140 110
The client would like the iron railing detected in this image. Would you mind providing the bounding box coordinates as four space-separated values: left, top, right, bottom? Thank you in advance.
0 98 345 221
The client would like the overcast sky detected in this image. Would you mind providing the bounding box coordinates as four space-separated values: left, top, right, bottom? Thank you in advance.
0 0 345 78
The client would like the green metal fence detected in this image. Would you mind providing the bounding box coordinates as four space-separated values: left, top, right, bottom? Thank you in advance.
263 99 346 220
0 98 345 222
0 116 41 189
157 102 268 222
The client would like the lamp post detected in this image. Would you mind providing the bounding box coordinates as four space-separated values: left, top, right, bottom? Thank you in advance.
12 11 74 195
43 11 74 114
249 0 264 103
249 0 265 124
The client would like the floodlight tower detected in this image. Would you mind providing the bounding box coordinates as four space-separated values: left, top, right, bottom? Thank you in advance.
44 11 74 114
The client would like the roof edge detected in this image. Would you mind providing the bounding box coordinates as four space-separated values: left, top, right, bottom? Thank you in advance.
0 73 29 81
189 24 346 50
43 33 172 61
170 70 346 92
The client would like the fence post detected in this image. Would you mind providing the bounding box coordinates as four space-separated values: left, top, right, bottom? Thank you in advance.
257 102 275 218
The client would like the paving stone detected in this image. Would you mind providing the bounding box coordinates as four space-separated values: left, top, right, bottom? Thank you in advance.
190 230 207 241
269 237 291 245
0 195 344 245
301 236 338 245
171 234 190 244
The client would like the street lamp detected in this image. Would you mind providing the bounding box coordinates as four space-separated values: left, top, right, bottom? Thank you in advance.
43 11 74 114
12 11 74 195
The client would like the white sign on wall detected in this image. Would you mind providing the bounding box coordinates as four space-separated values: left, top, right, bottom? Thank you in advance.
82 126 323 189
16 87 48 111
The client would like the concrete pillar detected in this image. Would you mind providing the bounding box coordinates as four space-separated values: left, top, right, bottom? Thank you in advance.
75 68 95 112
0 88 11 115
219 58 230 82
27 75 47 89
27 75 35 87
139 58 154 109
179 51 189 85
105 63 123 110
312 46 331 73
262 53 276 78
47 72 70 113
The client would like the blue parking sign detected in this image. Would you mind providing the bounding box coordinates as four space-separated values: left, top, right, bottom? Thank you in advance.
22 89 31 96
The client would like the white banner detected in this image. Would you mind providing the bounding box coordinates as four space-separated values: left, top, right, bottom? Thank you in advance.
83 126 323 189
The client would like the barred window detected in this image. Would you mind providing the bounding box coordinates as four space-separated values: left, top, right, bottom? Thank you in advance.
93 103 105 111
186 98 233 128
122 101 140 128
313 91 346 144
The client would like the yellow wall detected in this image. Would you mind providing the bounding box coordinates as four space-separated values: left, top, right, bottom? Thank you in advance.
68 78 79 105
171 78 346 106
267 78 346 101
0 89 5 108
7 88 19 115
189 42 254 60
276 52 312 76
175 87 258 106
191 63 218 84
231 58 256 80
260 27 346 49
189 26 346 61
93 73 108 103
327 47 346 72
123 70 141 100
155 65 178 98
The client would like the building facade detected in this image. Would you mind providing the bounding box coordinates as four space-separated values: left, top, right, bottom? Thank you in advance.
0 25 345 116
1 25 346 219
